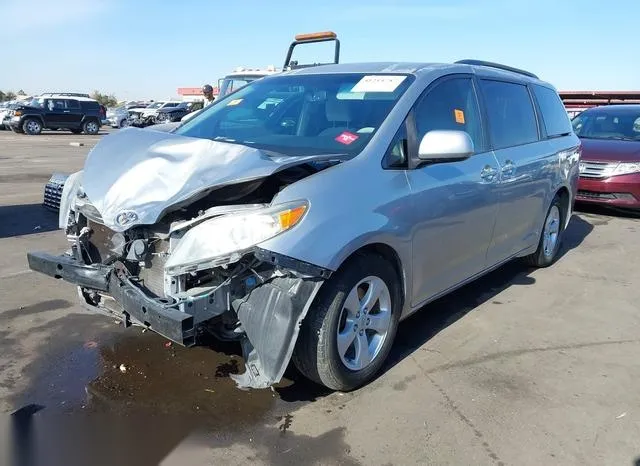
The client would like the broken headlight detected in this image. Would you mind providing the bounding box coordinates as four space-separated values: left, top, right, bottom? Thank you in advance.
164 201 308 276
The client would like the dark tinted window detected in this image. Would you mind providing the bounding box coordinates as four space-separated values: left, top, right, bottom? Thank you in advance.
84 101 99 110
532 85 572 138
414 77 484 152
480 80 539 149
65 99 80 109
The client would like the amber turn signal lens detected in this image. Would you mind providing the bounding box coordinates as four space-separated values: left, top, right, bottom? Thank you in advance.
278 205 307 229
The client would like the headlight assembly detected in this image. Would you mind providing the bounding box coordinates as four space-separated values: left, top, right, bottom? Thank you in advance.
612 162 640 176
164 201 308 276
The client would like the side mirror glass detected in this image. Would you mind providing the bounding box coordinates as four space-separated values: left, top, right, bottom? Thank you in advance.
417 130 474 162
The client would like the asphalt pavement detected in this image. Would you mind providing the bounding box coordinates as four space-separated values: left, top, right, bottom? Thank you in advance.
0 128 639 466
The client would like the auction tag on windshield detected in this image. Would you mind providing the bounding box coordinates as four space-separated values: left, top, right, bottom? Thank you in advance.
351 75 407 93
227 99 243 106
454 109 465 124
335 131 359 145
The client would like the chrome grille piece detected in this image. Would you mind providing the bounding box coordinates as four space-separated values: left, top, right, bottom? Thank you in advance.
579 161 618 179
43 173 68 211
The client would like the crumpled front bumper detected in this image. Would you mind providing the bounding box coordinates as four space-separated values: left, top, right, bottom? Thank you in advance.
26 249 329 389
27 251 199 346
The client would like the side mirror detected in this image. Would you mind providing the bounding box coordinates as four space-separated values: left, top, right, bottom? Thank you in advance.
418 130 474 162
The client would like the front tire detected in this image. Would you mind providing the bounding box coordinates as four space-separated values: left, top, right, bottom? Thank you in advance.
22 118 42 135
82 119 100 135
293 253 401 391
524 194 565 267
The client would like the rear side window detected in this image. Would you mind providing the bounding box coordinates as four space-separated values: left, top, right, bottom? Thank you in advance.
479 79 539 149
532 85 572 138
65 100 80 109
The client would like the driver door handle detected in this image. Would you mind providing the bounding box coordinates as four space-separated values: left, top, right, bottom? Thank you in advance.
480 165 498 182
501 160 516 178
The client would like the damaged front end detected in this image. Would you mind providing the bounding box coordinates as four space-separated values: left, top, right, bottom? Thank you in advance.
27 129 339 389
28 198 329 389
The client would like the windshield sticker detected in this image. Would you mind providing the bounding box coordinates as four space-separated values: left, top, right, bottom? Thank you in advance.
227 99 243 106
335 131 359 145
351 75 407 93
454 109 465 124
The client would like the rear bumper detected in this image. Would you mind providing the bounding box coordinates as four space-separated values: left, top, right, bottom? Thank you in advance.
576 174 640 209
27 251 198 346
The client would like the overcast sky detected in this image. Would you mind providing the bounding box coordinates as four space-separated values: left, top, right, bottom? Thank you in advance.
0 0 638 101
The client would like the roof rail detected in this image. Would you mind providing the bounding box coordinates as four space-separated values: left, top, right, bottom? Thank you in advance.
455 59 539 79
39 92 91 98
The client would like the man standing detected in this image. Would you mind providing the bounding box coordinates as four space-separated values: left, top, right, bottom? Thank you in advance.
202 84 215 107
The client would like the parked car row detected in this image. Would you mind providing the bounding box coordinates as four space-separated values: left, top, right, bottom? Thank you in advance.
102 100 204 129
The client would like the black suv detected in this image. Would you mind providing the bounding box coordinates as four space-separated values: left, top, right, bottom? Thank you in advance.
6 95 105 135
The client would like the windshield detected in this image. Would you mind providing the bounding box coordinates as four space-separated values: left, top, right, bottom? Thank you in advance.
27 98 45 108
147 102 163 109
176 73 414 156
572 109 640 141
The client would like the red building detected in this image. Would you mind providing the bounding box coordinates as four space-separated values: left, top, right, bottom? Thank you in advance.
176 86 220 102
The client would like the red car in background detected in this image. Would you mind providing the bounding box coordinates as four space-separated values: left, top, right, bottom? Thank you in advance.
573 105 640 211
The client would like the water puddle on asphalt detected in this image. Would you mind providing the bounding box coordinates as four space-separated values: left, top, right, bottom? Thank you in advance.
7 315 330 465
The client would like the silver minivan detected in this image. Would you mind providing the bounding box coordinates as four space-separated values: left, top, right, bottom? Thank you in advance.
28 60 581 391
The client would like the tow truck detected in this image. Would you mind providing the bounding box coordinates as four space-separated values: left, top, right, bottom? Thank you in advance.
42 31 341 211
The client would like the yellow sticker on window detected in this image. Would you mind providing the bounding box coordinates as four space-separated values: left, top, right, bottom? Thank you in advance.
227 99 243 106
454 109 465 124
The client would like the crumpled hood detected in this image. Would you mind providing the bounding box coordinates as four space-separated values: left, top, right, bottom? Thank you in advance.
82 127 338 232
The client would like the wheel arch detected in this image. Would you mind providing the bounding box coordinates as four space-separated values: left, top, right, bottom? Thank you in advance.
555 186 571 228
332 241 408 316
23 115 45 125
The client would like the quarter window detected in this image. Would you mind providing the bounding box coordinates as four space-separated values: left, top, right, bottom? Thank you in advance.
414 77 484 153
479 79 539 149
532 84 572 138
65 99 80 109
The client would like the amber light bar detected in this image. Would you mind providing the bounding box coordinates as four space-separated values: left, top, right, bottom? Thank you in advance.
295 31 337 41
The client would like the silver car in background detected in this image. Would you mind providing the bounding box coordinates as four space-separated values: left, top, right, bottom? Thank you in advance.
27 60 580 391
105 106 130 128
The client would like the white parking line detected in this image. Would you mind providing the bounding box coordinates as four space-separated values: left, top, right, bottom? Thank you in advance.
0 269 32 280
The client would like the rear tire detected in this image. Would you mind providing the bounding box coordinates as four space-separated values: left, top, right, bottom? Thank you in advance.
293 253 401 391
82 119 100 135
22 118 42 135
524 194 565 267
